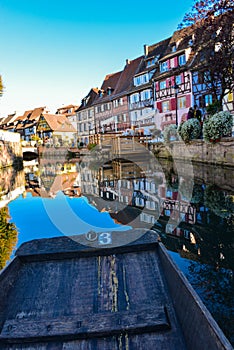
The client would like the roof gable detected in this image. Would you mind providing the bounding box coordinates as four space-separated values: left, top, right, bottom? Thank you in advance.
38 114 76 133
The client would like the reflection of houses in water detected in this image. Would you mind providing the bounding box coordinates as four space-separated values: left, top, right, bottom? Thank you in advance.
78 157 233 268
0 168 25 208
79 160 99 198
25 160 81 198
96 159 164 227
163 199 196 224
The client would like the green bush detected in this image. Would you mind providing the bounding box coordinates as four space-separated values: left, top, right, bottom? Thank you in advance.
206 101 222 116
203 111 233 143
178 119 201 142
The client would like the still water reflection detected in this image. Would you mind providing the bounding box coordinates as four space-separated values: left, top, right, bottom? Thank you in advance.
0 155 233 344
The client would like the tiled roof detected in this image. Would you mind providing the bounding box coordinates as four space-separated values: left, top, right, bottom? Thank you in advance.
146 37 171 61
1 113 18 125
56 104 78 111
15 115 24 122
114 56 144 96
22 110 33 119
160 26 194 59
93 71 122 104
76 88 99 112
41 114 76 132
29 107 47 121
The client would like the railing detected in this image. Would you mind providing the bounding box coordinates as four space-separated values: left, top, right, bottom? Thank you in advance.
112 136 150 156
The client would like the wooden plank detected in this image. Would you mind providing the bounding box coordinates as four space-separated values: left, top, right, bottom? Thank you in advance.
0 306 170 344
16 229 159 262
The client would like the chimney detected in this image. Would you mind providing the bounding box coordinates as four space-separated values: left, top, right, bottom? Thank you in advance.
144 44 149 57
126 59 131 65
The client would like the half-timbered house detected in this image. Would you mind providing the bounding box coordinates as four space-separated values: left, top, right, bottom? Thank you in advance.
154 28 194 130
76 88 99 145
93 71 122 134
128 41 170 134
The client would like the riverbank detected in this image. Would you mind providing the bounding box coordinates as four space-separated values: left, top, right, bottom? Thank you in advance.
150 137 234 167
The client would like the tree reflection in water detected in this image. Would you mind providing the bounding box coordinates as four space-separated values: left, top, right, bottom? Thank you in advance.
0 207 18 269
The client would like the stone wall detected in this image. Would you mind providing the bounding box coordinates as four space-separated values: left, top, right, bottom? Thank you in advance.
0 131 23 169
151 137 234 167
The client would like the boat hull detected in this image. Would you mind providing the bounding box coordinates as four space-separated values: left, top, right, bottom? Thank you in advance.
0 229 232 349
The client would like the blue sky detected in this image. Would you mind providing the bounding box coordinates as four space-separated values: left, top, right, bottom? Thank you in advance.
0 0 194 116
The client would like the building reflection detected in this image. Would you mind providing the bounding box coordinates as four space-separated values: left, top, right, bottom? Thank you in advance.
22 156 234 271
0 167 24 269
0 167 25 208
77 157 233 272
24 159 81 199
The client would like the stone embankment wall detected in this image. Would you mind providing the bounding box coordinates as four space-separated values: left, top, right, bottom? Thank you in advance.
0 131 23 169
151 137 234 167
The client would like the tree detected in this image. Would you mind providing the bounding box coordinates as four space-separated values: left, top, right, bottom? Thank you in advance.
179 0 234 108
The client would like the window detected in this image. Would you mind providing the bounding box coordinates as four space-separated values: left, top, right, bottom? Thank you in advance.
227 92 233 102
141 89 151 101
162 101 170 112
175 75 182 85
134 74 149 86
178 96 186 109
189 39 193 46
160 61 168 72
204 71 211 83
113 98 123 107
178 54 186 65
146 58 157 67
171 45 176 52
204 94 213 106
130 93 139 103
160 80 166 89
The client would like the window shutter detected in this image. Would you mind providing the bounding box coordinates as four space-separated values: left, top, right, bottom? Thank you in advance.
157 101 162 113
181 73 184 83
171 98 176 110
174 57 178 67
155 81 159 91
186 95 191 108
167 59 171 69
166 78 170 88
171 76 175 87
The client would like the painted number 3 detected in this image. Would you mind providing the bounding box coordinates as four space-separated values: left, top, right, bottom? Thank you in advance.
98 232 112 245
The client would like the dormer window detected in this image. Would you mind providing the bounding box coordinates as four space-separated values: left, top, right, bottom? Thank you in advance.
98 90 103 97
146 58 156 67
133 73 149 86
171 45 176 52
189 39 193 46
106 87 113 96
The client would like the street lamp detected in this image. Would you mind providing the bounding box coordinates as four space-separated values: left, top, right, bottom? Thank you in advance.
174 83 180 127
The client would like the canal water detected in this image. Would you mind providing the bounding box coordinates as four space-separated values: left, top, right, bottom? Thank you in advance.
0 153 233 345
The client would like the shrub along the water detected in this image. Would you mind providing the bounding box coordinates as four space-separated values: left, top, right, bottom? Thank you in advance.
203 111 233 143
178 118 201 143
